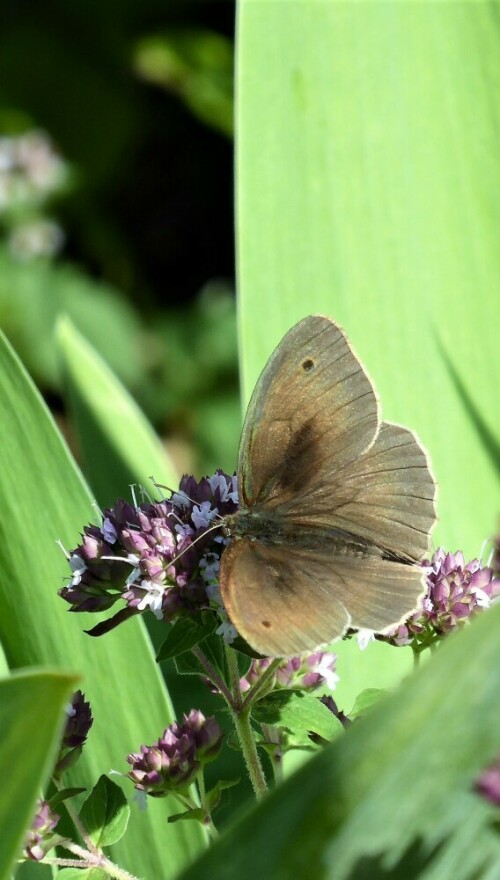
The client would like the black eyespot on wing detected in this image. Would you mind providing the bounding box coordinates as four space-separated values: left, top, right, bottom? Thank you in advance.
261 620 271 629
302 358 315 371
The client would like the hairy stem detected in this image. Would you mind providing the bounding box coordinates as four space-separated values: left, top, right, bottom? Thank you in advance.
191 645 234 705
224 644 268 799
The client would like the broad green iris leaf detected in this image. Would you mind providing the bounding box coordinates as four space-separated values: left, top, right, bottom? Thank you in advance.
57 317 178 508
178 604 500 880
0 669 77 880
236 1 499 558
0 329 205 878
236 0 500 711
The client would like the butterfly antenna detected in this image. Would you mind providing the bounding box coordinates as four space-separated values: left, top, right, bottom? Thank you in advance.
150 478 200 507
169 520 224 568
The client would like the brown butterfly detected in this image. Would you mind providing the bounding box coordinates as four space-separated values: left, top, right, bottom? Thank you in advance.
219 315 437 658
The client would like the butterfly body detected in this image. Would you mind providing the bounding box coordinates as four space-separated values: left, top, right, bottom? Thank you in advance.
219 315 437 658
225 509 383 560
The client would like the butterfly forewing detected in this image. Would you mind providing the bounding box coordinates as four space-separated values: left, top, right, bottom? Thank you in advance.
238 316 380 508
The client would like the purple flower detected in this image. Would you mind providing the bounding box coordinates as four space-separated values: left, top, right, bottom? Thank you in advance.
387 548 500 648
62 690 93 749
59 472 238 635
475 757 500 806
23 799 60 861
54 690 93 777
127 710 224 797
240 651 338 694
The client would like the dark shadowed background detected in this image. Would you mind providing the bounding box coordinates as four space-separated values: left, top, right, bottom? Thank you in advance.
0 0 240 477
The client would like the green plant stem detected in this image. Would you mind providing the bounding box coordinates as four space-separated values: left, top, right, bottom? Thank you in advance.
198 767 219 840
52 777 99 857
224 643 268 799
44 841 141 880
231 705 268 799
260 723 283 784
192 645 234 704
224 642 243 705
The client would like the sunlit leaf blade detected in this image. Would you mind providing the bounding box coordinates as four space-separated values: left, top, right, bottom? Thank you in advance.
236 1 500 560
79 775 129 848
179 604 500 880
0 329 205 877
0 670 77 880
57 317 178 508
252 690 341 743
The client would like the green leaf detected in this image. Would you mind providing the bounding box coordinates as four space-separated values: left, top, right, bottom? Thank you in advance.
57 317 178 508
252 690 342 744
206 779 240 813
174 651 207 678
350 688 390 720
174 633 226 686
168 808 206 826
0 328 206 878
49 787 87 809
236 1 499 563
79 775 129 848
0 669 77 880
178 604 500 880
157 614 218 663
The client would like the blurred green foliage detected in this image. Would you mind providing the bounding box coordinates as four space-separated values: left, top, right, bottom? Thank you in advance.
0 1 238 481
134 28 234 137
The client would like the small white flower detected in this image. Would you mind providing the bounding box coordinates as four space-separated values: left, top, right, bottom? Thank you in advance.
315 654 339 690
213 534 229 545
174 522 194 540
199 553 220 584
102 518 117 544
191 501 218 530
136 581 165 618
356 629 375 651
126 566 141 587
473 588 491 608
208 473 239 505
216 619 238 644
172 490 191 509
69 554 87 586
